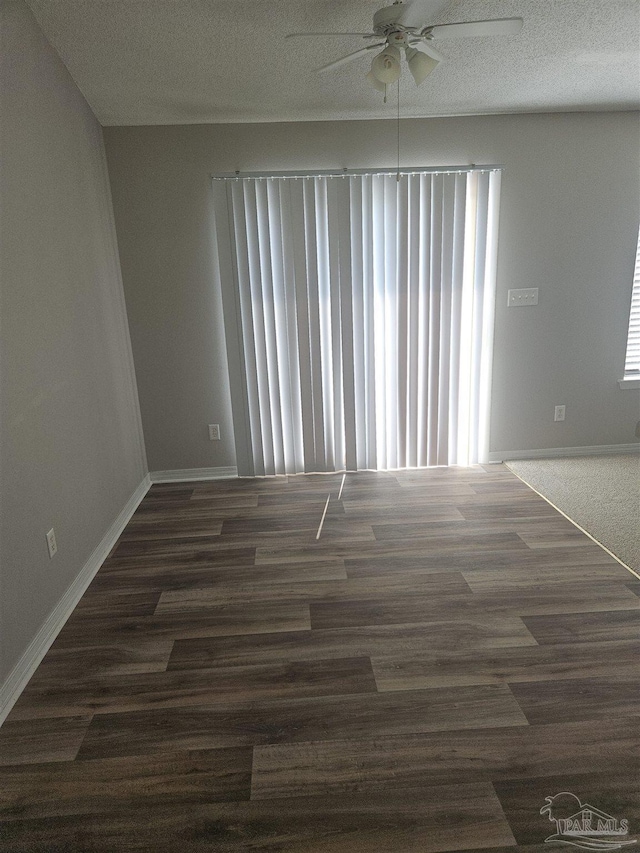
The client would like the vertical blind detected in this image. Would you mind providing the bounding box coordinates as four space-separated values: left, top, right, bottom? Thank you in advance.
212 169 501 477
623 226 640 377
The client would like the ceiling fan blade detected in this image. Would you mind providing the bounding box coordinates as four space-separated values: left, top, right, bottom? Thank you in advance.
286 32 377 39
408 39 444 62
395 0 450 29
317 44 384 73
429 17 523 39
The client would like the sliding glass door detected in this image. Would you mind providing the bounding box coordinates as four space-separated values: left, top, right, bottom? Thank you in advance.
212 169 501 476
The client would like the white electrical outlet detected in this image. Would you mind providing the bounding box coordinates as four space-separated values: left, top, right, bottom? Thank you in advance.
46 528 58 559
554 405 566 422
507 288 539 307
208 424 221 441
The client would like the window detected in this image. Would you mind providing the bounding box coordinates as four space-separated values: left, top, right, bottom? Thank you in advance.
621 226 640 388
212 169 502 476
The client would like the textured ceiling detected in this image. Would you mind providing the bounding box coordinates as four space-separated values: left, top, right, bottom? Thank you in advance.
25 0 640 125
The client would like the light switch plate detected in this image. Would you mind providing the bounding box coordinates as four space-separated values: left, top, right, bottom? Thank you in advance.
46 528 58 559
508 288 539 307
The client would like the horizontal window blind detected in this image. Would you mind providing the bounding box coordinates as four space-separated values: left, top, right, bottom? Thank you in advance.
212 170 501 477
623 227 640 377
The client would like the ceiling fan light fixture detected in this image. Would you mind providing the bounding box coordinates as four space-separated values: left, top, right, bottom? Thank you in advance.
366 70 386 92
406 47 439 85
371 45 401 84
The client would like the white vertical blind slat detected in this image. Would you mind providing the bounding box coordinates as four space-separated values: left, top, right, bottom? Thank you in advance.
288 180 315 473
337 180 358 472
427 174 443 467
362 176 378 469
416 173 432 468
406 175 421 469
349 177 366 471
258 180 286 476
384 175 399 471
231 181 265 475
245 182 276 475
315 179 336 471
304 180 326 471
272 180 300 474
371 176 388 470
457 173 478 467
447 173 467 465
327 179 353 470
478 171 502 464
437 175 455 466
396 176 409 470
214 170 501 476
469 172 490 466
290 184 309 471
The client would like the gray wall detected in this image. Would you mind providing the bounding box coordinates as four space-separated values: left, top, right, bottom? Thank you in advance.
104 113 640 471
0 1 147 689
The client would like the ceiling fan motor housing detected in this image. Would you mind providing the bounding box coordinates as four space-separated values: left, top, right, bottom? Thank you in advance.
373 3 410 35
388 31 409 47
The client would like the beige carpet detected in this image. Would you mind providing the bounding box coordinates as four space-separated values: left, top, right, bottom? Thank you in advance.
507 453 640 573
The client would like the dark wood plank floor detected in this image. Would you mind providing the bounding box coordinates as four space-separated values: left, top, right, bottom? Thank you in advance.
1 465 638 852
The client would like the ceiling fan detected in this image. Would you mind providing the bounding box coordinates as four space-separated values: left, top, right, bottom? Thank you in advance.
286 0 523 89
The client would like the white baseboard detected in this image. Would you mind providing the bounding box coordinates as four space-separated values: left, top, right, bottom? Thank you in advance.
0 473 151 727
150 467 238 483
489 443 640 462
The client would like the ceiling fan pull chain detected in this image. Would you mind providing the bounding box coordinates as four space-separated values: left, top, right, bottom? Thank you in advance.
397 79 401 181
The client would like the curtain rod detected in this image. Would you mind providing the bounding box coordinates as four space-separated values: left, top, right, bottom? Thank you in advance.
211 165 503 181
